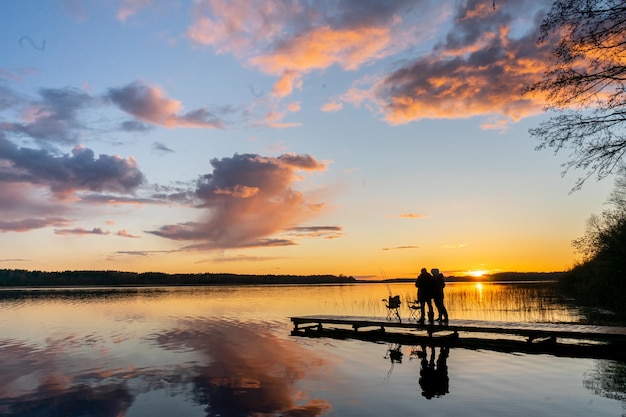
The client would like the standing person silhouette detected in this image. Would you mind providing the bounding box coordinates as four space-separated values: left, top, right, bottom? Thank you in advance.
431 268 449 322
415 268 435 323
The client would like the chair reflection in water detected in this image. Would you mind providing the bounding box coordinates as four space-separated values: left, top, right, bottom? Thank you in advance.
384 342 404 381
382 295 402 322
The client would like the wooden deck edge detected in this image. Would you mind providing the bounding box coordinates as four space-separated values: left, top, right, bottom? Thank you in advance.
290 315 626 346
290 325 626 361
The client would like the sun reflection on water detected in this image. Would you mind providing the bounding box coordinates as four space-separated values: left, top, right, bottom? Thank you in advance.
474 282 484 303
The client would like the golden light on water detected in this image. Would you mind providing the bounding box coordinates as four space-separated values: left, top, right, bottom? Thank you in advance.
475 282 484 303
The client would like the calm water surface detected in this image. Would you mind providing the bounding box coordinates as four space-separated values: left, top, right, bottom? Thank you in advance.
0 282 624 416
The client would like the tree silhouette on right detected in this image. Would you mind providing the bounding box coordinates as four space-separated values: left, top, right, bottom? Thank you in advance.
526 0 626 191
562 166 626 313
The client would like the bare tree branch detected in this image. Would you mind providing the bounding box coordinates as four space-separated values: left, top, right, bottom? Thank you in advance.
526 0 626 190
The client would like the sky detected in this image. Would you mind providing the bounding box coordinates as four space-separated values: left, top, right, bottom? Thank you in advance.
0 0 617 279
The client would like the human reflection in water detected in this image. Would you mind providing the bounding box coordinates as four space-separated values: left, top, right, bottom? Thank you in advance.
411 345 450 399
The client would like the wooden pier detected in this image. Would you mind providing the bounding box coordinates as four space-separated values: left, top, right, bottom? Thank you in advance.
290 315 626 360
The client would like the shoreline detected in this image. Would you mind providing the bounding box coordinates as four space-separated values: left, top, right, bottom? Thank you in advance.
0 269 562 288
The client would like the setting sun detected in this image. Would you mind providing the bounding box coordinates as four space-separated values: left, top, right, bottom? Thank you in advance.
468 270 488 278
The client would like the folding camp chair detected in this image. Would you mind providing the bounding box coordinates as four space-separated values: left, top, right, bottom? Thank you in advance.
407 300 421 322
382 295 401 321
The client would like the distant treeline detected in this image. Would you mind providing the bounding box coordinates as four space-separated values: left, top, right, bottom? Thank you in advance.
0 269 356 287
381 271 564 283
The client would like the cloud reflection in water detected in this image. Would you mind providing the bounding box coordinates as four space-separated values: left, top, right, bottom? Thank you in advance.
0 318 331 417
153 318 332 416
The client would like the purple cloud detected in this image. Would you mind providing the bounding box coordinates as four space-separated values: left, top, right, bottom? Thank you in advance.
287 225 343 239
147 153 328 249
0 217 70 233
54 227 110 236
152 141 174 153
363 1 554 126
382 245 420 251
0 136 145 197
107 81 225 128
1 87 98 144
120 120 152 132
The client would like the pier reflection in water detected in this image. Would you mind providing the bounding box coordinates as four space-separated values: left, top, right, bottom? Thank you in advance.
0 283 623 416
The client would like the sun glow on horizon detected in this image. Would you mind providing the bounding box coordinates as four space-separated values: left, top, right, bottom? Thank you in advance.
468 270 487 278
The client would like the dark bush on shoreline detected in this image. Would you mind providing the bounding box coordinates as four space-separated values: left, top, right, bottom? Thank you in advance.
560 167 626 316
560 262 626 315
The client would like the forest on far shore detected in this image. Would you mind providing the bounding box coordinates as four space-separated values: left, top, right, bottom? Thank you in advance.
0 269 357 287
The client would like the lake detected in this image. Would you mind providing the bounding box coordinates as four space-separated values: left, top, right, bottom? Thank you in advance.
0 282 624 416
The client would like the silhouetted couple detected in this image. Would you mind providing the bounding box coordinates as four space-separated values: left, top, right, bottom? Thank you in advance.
415 267 448 324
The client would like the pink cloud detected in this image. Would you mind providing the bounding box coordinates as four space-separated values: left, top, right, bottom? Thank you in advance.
187 1 412 97
250 26 392 74
0 182 75 233
249 26 393 97
259 103 302 129
0 183 65 217
116 229 141 238
270 70 302 98
187 0 300 56
286 102 301 112
213 185 260 198
382 245 420 251
206 254 283 263
107 81 225 128
148 153 329 249
320 102 343 112
117 0 153 21
397 213 428 219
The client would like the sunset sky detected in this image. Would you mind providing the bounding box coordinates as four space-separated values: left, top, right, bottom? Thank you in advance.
0 0 616 279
